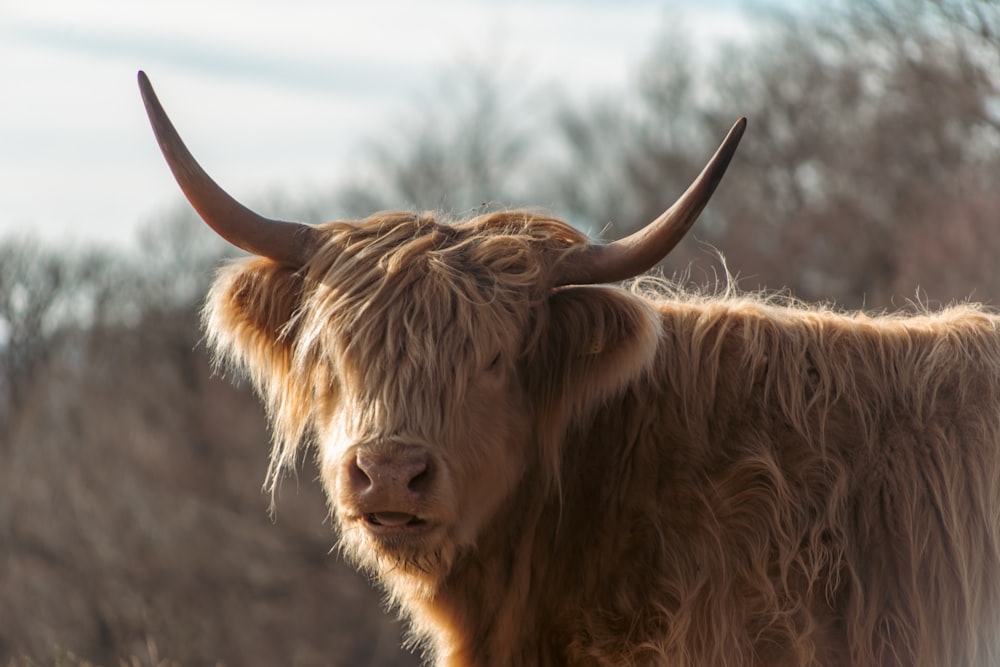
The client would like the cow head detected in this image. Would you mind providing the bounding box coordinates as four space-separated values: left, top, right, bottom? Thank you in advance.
138 72 744 596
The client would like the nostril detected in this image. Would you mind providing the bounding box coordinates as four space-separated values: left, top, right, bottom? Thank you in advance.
407 461 433 494
349 454 373 491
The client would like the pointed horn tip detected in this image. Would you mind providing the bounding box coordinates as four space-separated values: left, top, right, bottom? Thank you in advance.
700 117 747 187
137 72 166 124
722 117 748 152
732 116 747 139
137 70 152 95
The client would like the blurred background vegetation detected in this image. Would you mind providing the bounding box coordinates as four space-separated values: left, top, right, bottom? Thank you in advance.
3 0 999 665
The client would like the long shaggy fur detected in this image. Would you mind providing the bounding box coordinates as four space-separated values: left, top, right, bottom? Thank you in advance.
204 210 1000 666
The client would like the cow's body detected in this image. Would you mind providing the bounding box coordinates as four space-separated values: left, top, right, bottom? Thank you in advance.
138 73 1000 666
518 296 1000 667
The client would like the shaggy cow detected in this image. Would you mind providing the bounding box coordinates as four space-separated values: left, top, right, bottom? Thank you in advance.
139 71 1000 666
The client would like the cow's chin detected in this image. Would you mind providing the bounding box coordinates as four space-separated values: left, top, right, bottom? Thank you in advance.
337 515 461 599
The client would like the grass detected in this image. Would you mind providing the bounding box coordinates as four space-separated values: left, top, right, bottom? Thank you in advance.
6 639 191 667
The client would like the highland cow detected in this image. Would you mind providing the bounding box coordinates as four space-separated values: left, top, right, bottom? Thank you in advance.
139 71 1000 666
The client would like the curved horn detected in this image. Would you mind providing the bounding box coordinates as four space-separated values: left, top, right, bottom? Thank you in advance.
138 71 319 266
556 117 747 286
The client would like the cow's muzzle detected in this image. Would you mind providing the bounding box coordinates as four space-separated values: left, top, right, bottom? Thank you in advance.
342 443 437 531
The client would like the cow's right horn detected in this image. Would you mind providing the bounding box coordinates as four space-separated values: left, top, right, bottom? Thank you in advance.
555 117 746 286
138 71 320 267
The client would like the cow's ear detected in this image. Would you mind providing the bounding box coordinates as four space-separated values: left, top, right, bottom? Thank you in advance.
204 258 322 491
203 258 305 388
527 286 661 433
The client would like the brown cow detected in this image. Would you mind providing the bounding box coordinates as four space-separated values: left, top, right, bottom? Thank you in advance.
139 71 1000 666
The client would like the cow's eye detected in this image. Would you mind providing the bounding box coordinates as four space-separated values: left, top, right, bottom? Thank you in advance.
488 352 502 371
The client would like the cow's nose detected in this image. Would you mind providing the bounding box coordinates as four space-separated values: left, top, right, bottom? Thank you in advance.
349 447 433 497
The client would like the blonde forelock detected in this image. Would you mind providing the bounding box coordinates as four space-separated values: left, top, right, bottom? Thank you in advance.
245 210 589 480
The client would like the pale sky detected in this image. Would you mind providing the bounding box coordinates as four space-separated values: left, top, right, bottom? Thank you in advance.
2 0 759 250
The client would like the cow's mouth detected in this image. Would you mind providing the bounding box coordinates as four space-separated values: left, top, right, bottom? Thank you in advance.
364 512 427 530
344 510 451 578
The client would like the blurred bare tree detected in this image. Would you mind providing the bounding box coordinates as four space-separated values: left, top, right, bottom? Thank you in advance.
548 24 713 240
741 0 1000 307
0 241 128 442
0 240 67 439
0 218 418 666
333 52 547 218
564 0 1000 308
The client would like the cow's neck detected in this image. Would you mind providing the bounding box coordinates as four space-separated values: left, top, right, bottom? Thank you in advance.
409 388 667 666
408 467 564 666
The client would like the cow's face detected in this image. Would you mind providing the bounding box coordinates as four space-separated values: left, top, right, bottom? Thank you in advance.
205 211 664 594
305 213 563 589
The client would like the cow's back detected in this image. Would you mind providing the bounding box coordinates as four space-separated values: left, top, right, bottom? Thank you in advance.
666 298 1000 666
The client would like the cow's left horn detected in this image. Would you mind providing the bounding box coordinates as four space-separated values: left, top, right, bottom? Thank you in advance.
138 71 320 266
555 117 746 286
